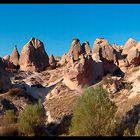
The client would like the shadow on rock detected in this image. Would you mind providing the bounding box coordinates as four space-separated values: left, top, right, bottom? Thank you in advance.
117 103 140 135
0 99 18 114
46 114 72 136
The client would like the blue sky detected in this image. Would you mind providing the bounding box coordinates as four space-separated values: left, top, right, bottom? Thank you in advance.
0 4 140 57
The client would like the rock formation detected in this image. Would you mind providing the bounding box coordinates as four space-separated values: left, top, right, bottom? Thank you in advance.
136 42 140 51
127 47 140 66
68 38 82 61
112 44 129 72
49 54 57 68
122 38 137 55
63 55 102 91
92 38 120 74
19 37 49 72
81 41 91 55
93 38 116 61
49 54 56 64
10 46 20 66
59 54 68 65
0 58 11 90
3 55 10 61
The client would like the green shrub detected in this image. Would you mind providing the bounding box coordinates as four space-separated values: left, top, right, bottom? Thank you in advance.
18 99 45 136
70 86 117 136
3 110 16 125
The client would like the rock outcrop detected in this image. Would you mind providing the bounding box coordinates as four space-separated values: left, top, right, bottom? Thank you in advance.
3 55 10 61
127 47 140 66
121 40 140 67
68 38 82 61
136 42 140 51
93 38 116 61
59 54 68 66
49 54 57 67
10 46 20 66
92 38 120 74
122 38 137 55
112 44 129 72
19 37 49 72
81 41 91 55
0 58 11 90
63 55 98 91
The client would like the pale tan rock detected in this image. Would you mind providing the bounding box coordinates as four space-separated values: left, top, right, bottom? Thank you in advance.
81 41 92 55
3 55 10 61
68 38 82 61
93 38 116 61
110 79 121 94
122 38 137 55
49 54 57 67
127 47 140 66
92 38 119 74
59 54 68 65
19 37 49 72
0 58 11 90
63 55 103 91
136 41 140 52
10 46 20 66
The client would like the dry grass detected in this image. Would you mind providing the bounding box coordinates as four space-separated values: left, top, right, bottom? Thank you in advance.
102 74 114 85
0 124 19 136
8 88 24 97
116 95 140 118
45 83 79 121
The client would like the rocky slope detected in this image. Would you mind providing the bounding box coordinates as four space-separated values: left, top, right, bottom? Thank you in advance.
1 37 140 136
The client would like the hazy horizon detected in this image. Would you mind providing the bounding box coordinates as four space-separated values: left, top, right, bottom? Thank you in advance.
0 4 140 57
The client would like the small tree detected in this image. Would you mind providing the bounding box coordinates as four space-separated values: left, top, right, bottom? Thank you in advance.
70 86 117 136
18 99 45 136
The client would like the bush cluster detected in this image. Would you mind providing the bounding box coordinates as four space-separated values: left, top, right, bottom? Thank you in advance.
70 86 118 136
0 99 46 136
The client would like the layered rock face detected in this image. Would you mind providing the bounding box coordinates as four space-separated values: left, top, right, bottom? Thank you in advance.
10 46 20 66
92 38 119 74
68 38 82 61
93 38 116 61
63 55 99 91
19 37 49 72
0 58 11 90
